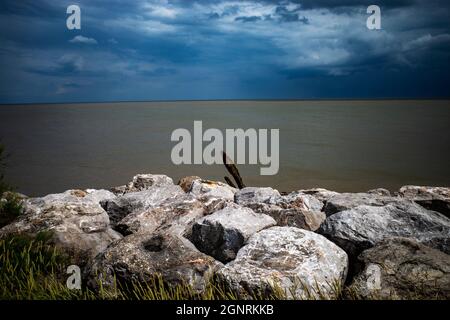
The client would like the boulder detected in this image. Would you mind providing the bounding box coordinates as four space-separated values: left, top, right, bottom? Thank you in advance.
319 202 450 261
110 173 174 195
0 189 121 266
323 193 400 216
191 203 276 262
101 184 184 226
115 193 205 236
247 203 325 231
268 191 324 212
82 189 117 203
234 187 281 206
271 208 325 231
399 186 450 218
242 191 326 231
190 179 236 203
178 176 201 193
87 232 221 293
296 188 340 203
217 226 348 299
189 179 237 214
367 188 391 197
348 238 450 299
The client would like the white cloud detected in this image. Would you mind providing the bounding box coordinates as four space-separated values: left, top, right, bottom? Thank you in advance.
403 33 450 51
105 17 177 35
144 5 179 19
58 54 84 71
69 35 98 45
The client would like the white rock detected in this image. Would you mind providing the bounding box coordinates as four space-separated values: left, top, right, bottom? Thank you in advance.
319 201 450 259
0 190 121 266
217 226 348 299
234 187 281 206
101 184 184 226
191 203 276 262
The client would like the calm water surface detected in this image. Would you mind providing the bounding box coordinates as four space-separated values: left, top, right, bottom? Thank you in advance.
0 100 449 196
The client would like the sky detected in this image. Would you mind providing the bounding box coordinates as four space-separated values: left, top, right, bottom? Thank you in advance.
0 0 449 103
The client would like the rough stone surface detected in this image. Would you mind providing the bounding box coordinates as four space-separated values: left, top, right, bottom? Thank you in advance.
110 174 174 195
271 208 325 231
217 226 348 299
234 187 281 206
399 186 450 217
349 238 450 299
367 188 391 197
115 193 205 236
323 193 400 216
101 184 184 226
188 179 237 215
319 202 450 260
178 176 201 193
0 189 121 266
296 188 340 203
233 187 326 231
268 191 324 212
87 232 221 293
191 203 276 262
247 203 325 231
1 173 448 300
190 179 236 203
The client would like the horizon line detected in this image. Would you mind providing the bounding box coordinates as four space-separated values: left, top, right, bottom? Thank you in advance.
1 97 450 106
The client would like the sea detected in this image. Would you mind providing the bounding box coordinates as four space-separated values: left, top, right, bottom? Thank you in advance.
0 100 449 196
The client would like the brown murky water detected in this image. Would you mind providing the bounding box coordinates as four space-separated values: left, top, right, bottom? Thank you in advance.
0 100 449 196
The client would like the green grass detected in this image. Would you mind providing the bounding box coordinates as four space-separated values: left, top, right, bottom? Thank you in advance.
0 232 269 300
0 232 350 300
0 193 23 229
2 224 444 300
0 232 90 299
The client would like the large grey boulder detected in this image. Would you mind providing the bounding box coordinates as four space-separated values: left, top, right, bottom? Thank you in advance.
217 226 348 299
115 193 205 236
367 188 391 197
296 188 340 203
87 232 221 294
189 179 236 201
248 203 326 231
240 190 326 231
26 189 116 206
189 179 237 214
323 193 401 216
101 184 184 226
399 186 450 218
233 187 325 231
110 173 174 195
319 202 450 260
0 189 121 266
191 203 276 262
270 191 324 212
348 238 450 299
178 176 201 193
234 187 281 206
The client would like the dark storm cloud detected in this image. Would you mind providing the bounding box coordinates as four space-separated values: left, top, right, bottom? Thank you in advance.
235 16 262 22
0 0 449 103
255 0 415 9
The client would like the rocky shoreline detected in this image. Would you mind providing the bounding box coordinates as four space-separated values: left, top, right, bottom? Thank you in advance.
1 174 449 299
